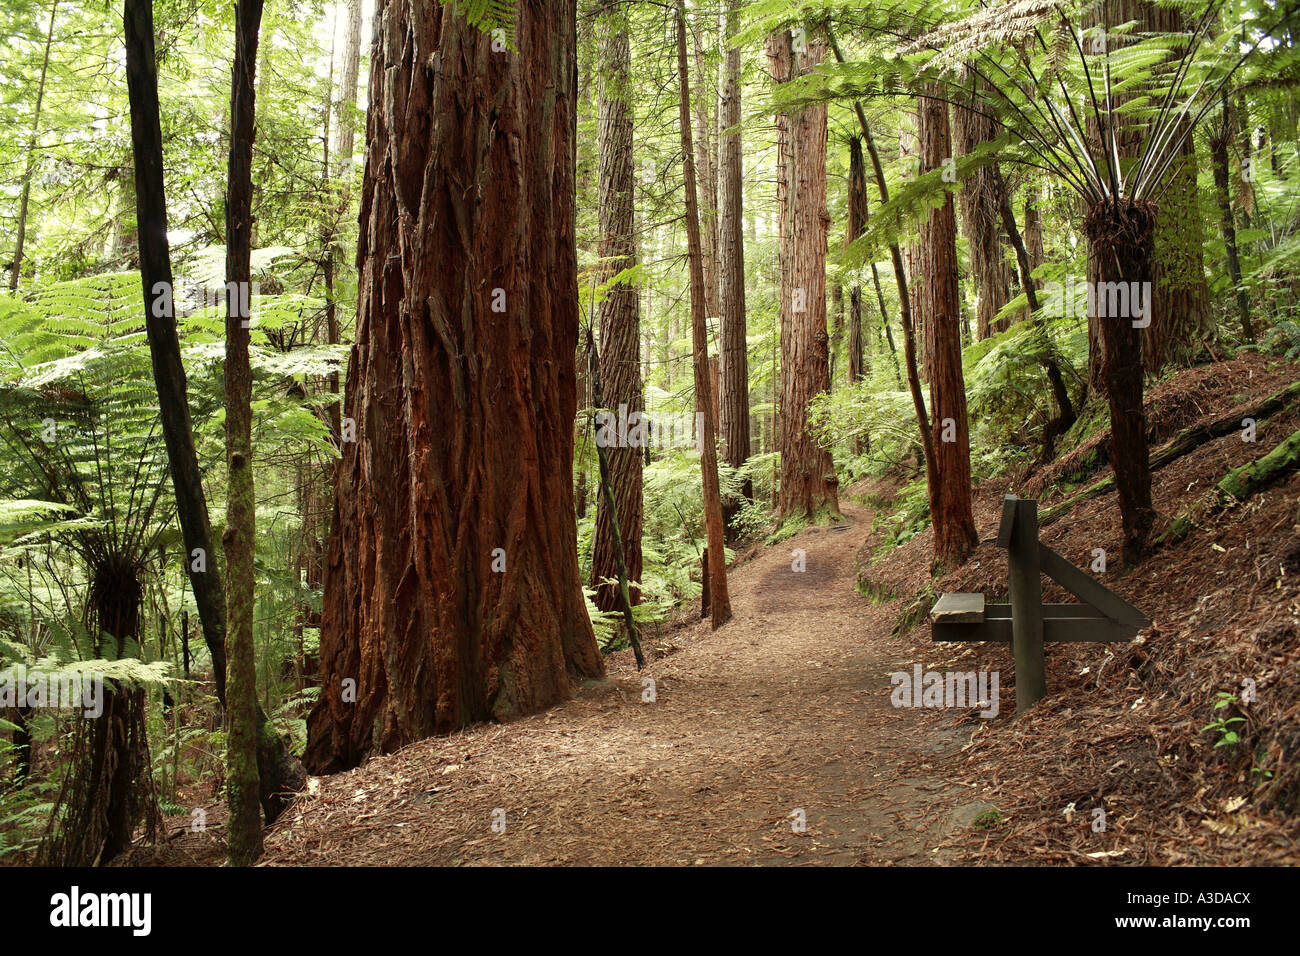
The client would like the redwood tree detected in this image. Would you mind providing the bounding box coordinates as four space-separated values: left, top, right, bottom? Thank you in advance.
918 90 978 567
767 27 838 522
953 88 1010 341
305 0 604 773
590 0 644 612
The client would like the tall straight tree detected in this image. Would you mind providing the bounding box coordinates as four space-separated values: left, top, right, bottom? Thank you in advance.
590 0 644 613
717 0 751 527
1210 94 1254 343
918 90 978 567
952 85 1009 341
8 0 58 291
1138 3 1214 373
690 9 719 322
766 26 838 522
333 0 364 172
676 0 731 627
305 0 604 772
845 136 867 385
123 0 301 823
223 0 265 866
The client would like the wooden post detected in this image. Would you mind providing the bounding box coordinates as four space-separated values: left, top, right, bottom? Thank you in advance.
1007 497 1046 709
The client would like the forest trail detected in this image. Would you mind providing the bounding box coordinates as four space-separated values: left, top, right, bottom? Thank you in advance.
260 492 981 866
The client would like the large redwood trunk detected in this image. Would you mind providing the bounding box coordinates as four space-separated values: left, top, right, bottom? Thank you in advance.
953 91 1009 341
918 91 978 567
717 0 751 528
590 0 643 612
1145 119 1213 373
305 0 603 774
767 29 838 521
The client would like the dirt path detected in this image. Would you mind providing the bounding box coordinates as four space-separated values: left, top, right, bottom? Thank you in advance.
260 498 982 866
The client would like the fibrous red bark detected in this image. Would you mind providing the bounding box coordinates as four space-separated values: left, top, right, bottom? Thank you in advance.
305 0 603 773
918 90 978 568
767 28 838 521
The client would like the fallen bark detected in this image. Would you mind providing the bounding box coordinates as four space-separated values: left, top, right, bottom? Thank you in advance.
1160 426 1300 545
1039 380 1300 525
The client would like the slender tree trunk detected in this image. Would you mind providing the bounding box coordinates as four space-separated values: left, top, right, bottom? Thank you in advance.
8 0 59 290
846 136 868 386
333 0 364 173
828 31 932 479
717 0 751 529
690 10 718 321
767 28 838 521
591 0 643 613
1023 182 1045 325
918 90 977 567
992 168 1077 459
305 0 604 773
1211 95 1254 343
223 0 265 866
870 260 902 386
676 0 731 626
123 0 302 825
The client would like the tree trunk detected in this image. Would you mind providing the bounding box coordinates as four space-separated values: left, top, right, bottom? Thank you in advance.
8 0 59 290
326 0 366 435
676 0 731 627
717 0 751 529
992 168 1077 459
1085 198 1156 567
1023 183 1045 326
1210 94 1254 343
767 28 838 522
827 29 932 483
333 0 364 174
305 0 604 773
690 9 718 322
918 90 978 568
591 0 643 613
1145 120 1213 373
38 556 154 866
123 0 302 824
846 136 868 385
952 87 1009 341
223 0 265 866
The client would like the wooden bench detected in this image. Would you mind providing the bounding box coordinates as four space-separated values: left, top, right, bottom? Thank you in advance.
930 495 1149 712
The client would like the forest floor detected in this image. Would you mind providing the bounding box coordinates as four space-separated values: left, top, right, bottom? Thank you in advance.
138 352 1300 867
251 492 992 866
